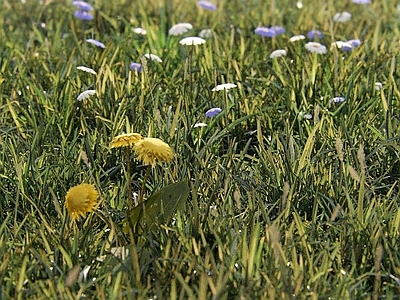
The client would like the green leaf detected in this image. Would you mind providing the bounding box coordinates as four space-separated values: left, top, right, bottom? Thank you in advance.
124 181 189 233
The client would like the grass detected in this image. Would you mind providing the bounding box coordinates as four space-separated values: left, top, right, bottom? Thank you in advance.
0 0 399 298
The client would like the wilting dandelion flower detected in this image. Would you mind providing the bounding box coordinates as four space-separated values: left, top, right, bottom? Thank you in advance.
206 107 222 117
143 53 162 62
198 0 217 10
199 29 212 38
74 10 93 21
375 82 383 90
86 38 105 48
305 42 327 54
133 138 174 167
77 89 96 101
270 49 287 58
212 83 237 91
307 30 323 40
289 35 305 42
77 66 96 75
129 62 142 72
351 0 370 4
255 26 285 37
72 1 93 11
333 12 351 22
110 133 143 148
329 96 346 103
179 37 206 45
133 27 147 35
65 183 99 221
169 23 193 36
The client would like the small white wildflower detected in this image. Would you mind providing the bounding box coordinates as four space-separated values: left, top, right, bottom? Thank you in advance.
289 35 305 42
179 37 206 45
198 29 212 38
192 122 208 128
333 11 351 22
77 90 96 101
305 42 327 54
212 83 237 91
169 23 193 36
375 82 383 91
329 96 346 103
133 27 147 35
296 1 303 8
143 53 162 62
270 49 287 58
77 66 97 75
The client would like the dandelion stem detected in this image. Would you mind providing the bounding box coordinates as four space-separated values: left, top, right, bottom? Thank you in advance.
138 165 152 204
126 147 133 209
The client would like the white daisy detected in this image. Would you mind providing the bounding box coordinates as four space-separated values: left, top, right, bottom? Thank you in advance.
270 49 287 58
212 83 237 91
179 37 206 45
76 66 97 75
375 82 383 91
198 29 212 38
289 35 305 42
133 27 147 35
305 42 327 54
192 122 208 128
168 23 193 36
77 89 96 101
143 53 162 62
333 11 351 22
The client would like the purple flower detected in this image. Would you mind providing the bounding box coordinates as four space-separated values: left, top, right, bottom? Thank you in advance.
198 1 217 10
129 62 142 72
72 1 93 11
329 97 346 103
205 107 222 118
270 26 285 35
342 39 361 52
74 10 93 21
86 38 105 48
351 0 371 4
307 30 323 40
255 26 285 37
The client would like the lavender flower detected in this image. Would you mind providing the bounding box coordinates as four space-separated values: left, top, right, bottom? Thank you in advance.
255 26 285 37
129 62 142 72
206 107 222 117
74 10 93 21
72 1 93 11
307 30 323 40
351 0 371 4
332 39 361 52
198 1 217 10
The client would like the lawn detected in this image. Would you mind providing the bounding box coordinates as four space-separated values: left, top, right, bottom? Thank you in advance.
0 0 399 299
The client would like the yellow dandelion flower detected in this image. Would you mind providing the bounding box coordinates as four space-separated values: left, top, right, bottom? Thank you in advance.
133 137 174 167
65 184 99 221
110 133 143 148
